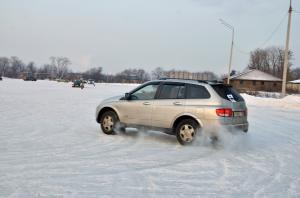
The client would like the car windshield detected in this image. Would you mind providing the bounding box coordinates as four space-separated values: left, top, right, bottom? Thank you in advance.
211 84 244 102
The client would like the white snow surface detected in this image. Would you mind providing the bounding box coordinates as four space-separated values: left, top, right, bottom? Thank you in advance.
1 78 300 198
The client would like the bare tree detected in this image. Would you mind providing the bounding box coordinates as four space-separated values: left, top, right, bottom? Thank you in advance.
136 69 150 82
25 62 37 77
38 64 57 79
50 56 71 79
291 68 300 80
151 67 164 79
248 48 269 72
248 46 293 79
0 57 10 76
83 67 103 82
114 68 150 83
7 56 25 78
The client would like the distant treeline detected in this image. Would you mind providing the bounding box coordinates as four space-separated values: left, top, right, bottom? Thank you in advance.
0 56 219 83
1 46 300 83
0 56 151 83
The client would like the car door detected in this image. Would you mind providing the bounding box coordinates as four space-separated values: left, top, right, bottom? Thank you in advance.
184 84 212 121
116 82 159 126
151 83 186 129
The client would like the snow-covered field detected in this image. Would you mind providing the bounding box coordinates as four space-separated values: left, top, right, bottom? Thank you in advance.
1 78 300 198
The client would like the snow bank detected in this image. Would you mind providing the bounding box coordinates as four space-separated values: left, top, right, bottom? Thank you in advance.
242 93 300 109
289 79 300 84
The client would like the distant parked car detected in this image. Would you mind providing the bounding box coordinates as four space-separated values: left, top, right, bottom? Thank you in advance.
87 79 95 86
24 76 37 81
72 79 84 89
96 78 249 145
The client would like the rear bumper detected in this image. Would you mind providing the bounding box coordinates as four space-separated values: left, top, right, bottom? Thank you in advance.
201 119 249 135
224 122 249 132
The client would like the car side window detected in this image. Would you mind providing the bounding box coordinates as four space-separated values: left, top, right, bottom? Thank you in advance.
158 84 185 99
186 84 210 99
130 84 159 100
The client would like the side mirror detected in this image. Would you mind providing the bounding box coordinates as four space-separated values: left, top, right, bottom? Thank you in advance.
125 93 130 100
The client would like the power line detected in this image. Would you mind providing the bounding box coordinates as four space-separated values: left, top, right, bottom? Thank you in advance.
233 44 251 55
233 11 288 55
257 12 288 48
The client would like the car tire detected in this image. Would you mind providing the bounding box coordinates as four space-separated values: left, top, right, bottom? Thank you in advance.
100 111 119 135
175 119 199 145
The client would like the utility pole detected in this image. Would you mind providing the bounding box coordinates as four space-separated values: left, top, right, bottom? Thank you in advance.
281 0 293 96
220 19 234 84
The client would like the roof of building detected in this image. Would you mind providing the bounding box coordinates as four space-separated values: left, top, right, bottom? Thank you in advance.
230 69 282 82
289 79 300 84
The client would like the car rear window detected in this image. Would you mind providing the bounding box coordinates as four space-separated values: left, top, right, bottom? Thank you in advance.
211 84 244 102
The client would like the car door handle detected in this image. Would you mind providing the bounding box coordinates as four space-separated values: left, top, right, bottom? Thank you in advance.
173 101 182 105
143 102 151 105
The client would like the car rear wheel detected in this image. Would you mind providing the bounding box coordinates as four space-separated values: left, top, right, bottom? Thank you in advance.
100 111 119 135
175 119 199 145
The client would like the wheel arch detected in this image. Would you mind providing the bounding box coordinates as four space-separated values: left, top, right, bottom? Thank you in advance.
171 114 203 131
97 106 119 123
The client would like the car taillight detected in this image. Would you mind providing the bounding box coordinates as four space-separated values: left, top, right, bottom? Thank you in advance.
216 108 233 117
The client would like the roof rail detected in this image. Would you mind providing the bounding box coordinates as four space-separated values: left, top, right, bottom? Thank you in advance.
158 78 225 84
159 77 208 83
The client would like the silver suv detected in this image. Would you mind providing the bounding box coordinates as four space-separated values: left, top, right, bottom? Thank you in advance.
96 79 248 145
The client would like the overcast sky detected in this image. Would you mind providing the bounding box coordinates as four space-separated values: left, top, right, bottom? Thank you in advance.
0 0 299 75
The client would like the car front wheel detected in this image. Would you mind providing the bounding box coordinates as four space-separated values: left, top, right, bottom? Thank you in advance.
175 119 199 145
100 111 119 135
